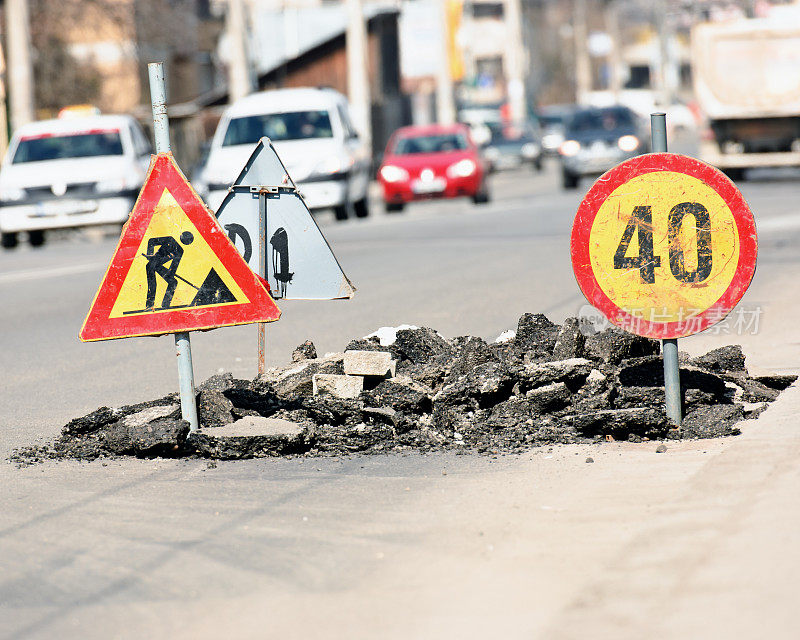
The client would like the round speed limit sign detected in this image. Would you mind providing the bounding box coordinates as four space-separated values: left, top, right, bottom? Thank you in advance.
571 153 757 339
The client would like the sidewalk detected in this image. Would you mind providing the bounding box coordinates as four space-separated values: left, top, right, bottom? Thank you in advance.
543 379 800 639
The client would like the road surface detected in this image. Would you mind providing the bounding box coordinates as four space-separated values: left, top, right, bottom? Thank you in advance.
2 158 800 639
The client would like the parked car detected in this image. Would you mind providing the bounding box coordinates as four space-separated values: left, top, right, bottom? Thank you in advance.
197 87 371 221
537 104 576 156
377 123 490 212
0 112 151 248
558 105 646 189
482 121 543 172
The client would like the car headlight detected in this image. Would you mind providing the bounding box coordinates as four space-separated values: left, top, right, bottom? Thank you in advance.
559 140 581 156
313 155 353 177
521 142 540 158
379 165 409 183
618 135 640 152
0 186 25 202
542 133 562 148
446 158 477 178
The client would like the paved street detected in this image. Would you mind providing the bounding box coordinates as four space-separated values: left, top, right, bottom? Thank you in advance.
2 157 800 639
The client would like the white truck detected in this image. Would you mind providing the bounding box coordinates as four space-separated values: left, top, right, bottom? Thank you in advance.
692 14 800 180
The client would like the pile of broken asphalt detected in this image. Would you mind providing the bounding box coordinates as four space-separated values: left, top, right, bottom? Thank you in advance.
11 314 797 464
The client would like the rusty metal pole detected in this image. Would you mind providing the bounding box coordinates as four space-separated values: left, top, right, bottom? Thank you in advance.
258 192 267 374
148 62 199 432
651 112 682 426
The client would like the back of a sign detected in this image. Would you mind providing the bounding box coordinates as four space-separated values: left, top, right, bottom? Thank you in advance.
215 138 356 300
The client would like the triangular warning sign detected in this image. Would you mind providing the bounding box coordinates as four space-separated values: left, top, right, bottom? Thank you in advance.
80 153 280 341
215 137 356 300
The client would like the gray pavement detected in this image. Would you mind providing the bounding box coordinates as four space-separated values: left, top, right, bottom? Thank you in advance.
2 159 800 639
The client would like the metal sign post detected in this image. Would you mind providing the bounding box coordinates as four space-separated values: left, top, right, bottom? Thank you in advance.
148 62 199 432
214 138 356 375
258 190 267 373
650 112 682 426
570 116 756 431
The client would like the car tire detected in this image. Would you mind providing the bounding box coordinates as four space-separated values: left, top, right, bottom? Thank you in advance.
472 186 491 204
723 168 746 182
28 230 46 247
1 232 18 249
333 205 349 221
385 202 405 213
534 158 543 172
354 197 369 218
562 169 579 189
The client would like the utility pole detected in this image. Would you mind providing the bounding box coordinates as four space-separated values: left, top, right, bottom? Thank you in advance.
436 0 457 125
573 0 592 105
6 0 35 131
504 0 527 124
605 0 623 101
0 35 9 156
346 0 371 150
226 0 251 103
656 0 676 107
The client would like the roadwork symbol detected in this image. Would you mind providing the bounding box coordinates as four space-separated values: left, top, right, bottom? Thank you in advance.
80 153 280 341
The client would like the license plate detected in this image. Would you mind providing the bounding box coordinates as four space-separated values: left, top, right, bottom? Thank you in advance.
33 200 98 217
411 178 446 194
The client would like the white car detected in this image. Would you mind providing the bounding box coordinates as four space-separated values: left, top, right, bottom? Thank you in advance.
0 113 152 248
197 87 371 221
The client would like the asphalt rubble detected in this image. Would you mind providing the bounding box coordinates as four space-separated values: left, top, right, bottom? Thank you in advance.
11 314 797 464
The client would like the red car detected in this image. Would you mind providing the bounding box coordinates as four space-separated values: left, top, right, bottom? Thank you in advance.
378 123 490 212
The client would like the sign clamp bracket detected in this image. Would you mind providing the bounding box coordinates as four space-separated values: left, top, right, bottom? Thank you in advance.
226 184 298 195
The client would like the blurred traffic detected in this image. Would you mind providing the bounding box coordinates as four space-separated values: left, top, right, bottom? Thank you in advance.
1 0 799 249
378 123 490 211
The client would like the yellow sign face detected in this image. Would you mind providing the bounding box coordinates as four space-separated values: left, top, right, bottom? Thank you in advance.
109 188 249 318
588 171 740 323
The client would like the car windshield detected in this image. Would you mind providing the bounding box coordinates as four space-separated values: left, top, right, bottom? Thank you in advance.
539 114 566 127
569 108 635 133
489 125 535 144
222 111 333 146
12 130 124 163
393 133 468 155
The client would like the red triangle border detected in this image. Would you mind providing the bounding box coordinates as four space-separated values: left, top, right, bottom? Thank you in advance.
80 153 281 341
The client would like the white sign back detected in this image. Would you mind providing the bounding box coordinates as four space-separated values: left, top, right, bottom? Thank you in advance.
215 138 356 300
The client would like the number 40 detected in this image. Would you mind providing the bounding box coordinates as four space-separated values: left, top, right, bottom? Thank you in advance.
613 202 713 284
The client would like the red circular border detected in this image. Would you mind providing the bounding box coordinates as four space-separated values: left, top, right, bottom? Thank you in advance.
570 153 757 339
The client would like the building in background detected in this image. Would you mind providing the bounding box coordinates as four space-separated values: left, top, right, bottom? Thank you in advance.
20 0 220 117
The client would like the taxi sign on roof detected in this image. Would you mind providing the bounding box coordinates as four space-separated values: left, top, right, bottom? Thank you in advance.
80 153 281 341
571 152 757 339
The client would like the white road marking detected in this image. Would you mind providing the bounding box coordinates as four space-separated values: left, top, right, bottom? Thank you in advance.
0 261 107 285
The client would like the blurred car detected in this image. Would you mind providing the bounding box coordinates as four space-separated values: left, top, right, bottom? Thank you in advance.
0 110 152 249
458 103 503 147
483 122 543 172
537 104 576 156
558 105 646 189
197 87 371 221
377 123 490 212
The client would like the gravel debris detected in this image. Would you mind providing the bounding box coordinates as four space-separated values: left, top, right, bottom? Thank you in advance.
10 314 796 464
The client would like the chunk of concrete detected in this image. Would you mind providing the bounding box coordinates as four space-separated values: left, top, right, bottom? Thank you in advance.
313 373 364 399
210 416 304 438
256 354 344 397
344 350 396 377
292 340 318 362
190 416 308 459
103 417 189 457
122 404 180 428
